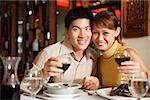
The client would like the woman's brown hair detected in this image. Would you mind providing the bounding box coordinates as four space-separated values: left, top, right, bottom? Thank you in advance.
92 9 123 45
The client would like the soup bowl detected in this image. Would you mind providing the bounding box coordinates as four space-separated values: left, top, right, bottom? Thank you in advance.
44 82 82 94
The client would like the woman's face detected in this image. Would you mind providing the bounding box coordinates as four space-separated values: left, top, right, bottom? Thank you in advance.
66 18 92 52
92 26 120 51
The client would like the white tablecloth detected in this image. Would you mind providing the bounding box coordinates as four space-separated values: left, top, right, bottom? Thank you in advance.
21 90 150 100
21 91 106 100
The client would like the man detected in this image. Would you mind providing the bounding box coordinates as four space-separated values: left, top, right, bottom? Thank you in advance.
32 6 99 90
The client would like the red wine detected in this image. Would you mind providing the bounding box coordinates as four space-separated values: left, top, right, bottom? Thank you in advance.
61 64 70 72
115 57 130 66
0 84 20 100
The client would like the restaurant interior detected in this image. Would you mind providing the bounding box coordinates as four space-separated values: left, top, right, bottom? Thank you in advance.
0 0 150 83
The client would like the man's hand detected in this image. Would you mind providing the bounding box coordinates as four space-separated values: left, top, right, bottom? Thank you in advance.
43 57 63 78
82 76 99 90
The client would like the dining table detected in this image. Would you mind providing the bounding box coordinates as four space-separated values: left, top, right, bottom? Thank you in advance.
21 90 105 100
20 89 150 100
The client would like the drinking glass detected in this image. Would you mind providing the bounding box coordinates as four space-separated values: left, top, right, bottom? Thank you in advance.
128 72 149 100
114 50 131 84
115 50 130 66
21 64 43 98
59 56 71 84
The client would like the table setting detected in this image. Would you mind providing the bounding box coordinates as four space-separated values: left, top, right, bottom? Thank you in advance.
21 88 102 100
21 86 150 100
20 75 150 100
20 70 150 100
1 56 150 100
20 57 104 100
20 77 150 100
20 55 150 100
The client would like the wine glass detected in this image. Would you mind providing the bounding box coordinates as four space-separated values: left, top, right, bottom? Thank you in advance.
59 56 71 84
115 50 130 66
21 64 43 98
128 72 149 100
114 50 131 84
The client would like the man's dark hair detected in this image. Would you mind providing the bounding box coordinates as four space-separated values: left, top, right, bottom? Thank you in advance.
65 6 93 29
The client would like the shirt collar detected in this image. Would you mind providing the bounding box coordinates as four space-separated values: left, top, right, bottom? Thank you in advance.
85 47 97 61
102 40 122 59
59 38 74 56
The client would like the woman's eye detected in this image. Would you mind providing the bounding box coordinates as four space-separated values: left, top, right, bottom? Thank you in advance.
93 32 99 35
103 32 109 35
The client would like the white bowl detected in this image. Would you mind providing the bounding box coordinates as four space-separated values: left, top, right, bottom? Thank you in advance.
44 82 82 94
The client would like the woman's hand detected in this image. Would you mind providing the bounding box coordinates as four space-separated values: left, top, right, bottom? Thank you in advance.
118 60 141 75
82 76 99 90
43 57 63 78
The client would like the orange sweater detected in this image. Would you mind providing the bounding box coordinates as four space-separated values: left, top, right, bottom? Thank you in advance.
98 41 128 88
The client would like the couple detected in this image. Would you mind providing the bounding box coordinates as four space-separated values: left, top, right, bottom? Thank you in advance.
27 6 149 90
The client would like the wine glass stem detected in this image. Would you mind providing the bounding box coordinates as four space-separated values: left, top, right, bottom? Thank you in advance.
60 73 64 83
121 73 128 84
137 97 141 100
31 93 36 98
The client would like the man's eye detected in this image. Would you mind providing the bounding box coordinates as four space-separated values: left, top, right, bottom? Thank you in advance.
73 28 78 31
85 27 91 30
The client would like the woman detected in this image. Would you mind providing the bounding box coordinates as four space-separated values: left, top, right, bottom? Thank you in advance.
91 9 149 88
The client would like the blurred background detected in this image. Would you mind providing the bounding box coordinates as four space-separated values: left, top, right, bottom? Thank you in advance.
0 0 150 81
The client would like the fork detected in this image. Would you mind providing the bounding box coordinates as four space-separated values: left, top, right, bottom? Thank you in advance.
84 89 97 95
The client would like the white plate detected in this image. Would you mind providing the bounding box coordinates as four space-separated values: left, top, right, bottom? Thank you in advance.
97 88 136 100
43 89 83 98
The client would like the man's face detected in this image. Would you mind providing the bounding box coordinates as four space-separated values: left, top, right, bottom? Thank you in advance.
66 18 92 52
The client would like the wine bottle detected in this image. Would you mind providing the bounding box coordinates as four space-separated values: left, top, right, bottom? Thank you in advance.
32 38 40 52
